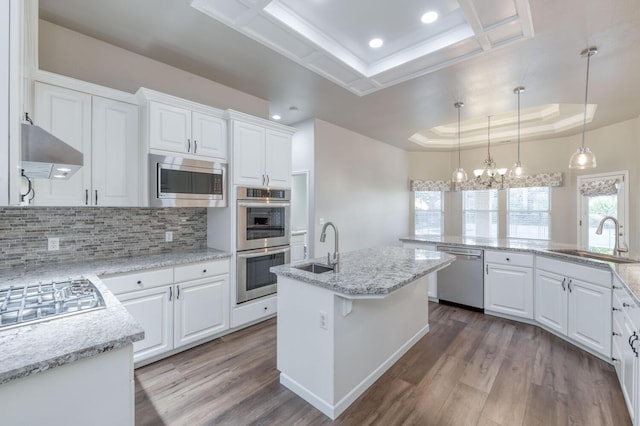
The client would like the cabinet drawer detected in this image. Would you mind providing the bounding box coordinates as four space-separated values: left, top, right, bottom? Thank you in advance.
536 256 611 287
174 259 229 283
231 296 277 328
485 250 533 267
101 268 174 295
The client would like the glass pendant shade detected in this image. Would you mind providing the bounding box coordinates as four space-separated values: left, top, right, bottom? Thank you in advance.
508 160 528 179
452 167 468 183
569 146 597 169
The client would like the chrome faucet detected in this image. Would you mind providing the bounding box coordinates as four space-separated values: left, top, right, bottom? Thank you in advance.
320 221 339 272
595 216 628 256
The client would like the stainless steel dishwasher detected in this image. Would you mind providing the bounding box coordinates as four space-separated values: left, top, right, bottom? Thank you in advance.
436 245 484 310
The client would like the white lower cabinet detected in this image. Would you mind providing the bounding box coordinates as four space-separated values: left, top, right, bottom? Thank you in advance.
612 279 639 424
484 250 534 319
534 256 612 358
102 259 230 364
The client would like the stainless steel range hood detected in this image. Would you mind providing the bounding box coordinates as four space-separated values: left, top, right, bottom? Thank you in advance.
21 123 84 179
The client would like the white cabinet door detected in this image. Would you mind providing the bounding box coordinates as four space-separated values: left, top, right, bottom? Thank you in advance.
91 96 139 206
567 278 612 357
149 101 191 154
485 263 533 319
192 111 226 161
33 82 92 206
534 269 568 334
174 275 229 348
233 120 266 186
265 129 292 187
118 286 173 364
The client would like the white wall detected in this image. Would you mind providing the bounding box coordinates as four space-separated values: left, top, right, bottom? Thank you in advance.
38 20 268 117
407 117 640 249
313 119 410 256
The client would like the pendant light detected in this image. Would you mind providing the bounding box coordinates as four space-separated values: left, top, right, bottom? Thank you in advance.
569 47 598 169
476 116 497 178
509 86 527 178
451 101 467 183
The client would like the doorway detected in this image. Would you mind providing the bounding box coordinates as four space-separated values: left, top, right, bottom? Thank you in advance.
290 170 309 262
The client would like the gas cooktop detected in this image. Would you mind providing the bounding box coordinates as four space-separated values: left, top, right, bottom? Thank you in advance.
0 278 106 330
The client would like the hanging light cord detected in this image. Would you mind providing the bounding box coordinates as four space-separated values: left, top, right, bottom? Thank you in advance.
487 116 491 158
457 104 461 168
517 89 521 163
581 50 592 150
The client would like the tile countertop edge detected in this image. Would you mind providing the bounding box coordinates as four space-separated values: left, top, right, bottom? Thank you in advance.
0 248 231 385
400 236 640 305
271 246 455 297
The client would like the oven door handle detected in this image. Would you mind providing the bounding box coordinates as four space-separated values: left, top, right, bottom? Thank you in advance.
238 247 291 259
238 202 290 208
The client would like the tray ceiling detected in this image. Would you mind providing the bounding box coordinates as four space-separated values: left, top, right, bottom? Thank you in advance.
191 0 534 96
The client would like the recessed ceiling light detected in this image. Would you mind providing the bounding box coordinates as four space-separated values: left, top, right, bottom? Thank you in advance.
369 38 383 49
271 114 281 120
421 11 438 24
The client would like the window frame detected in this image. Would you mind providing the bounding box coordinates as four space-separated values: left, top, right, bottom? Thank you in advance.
506 186 551 241
462 189 499 239
577 170 629 250
412 190 444 236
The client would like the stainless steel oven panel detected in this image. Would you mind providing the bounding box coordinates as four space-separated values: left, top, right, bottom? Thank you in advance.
149 154 227 207
237 187 290 201
237 201 290 251
236 246 290 304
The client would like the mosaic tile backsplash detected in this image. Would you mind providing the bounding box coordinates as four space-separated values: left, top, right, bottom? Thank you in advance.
0 207 208 270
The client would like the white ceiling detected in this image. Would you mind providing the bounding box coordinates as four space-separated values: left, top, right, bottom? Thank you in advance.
38 0 640 151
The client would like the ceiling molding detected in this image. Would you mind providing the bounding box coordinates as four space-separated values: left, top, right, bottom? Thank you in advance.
190 0 535 96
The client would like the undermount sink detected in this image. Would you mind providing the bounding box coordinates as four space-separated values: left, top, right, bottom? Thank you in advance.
548 249 639 264
295 262 334 274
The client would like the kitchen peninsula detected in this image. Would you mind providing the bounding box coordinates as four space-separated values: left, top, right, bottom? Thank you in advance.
271 246 454 419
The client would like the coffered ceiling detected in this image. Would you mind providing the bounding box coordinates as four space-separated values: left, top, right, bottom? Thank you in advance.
39 0 640 151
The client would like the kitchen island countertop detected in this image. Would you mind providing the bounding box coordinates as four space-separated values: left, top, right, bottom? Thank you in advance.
271 246 454 297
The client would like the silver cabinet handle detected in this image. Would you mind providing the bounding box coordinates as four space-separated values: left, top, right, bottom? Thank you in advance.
623 303 632 308
486 264 489 275
613 307 622 311
177 285 180 300
187 138 191 152
613 331 622 336
567 279 573 293
612 357 620 363
194 140 198 154
85 189 89 205
169 286 172 301
613 285 623 290
561 278 566 292
266 175 270 186
95 189 98 205
262 174 266 186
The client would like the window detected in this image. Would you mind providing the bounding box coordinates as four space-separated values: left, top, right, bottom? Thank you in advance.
414 191 443 236
463 190 498 238
507 187 550 240
577 171 627 252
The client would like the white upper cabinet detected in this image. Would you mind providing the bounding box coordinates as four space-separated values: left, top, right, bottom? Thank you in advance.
192 111 226 159
229 111 295 188
148 101 191 154
92 96 139 207
139 89 227 162
32 82 139 207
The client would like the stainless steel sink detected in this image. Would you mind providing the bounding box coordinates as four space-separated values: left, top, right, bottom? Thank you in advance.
295 263 335 274
548 249 639 264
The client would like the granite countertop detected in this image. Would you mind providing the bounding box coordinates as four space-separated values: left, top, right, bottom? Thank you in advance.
270 246 454 297
401 235 640 304
0 248 231 385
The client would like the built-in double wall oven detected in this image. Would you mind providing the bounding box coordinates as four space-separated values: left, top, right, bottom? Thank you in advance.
236 187 290 304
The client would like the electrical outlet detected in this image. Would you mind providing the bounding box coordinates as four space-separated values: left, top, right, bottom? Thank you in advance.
319 310 328 330
47 237 59 251
165 231 173 242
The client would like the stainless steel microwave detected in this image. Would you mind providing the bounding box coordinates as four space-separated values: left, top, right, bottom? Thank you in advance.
149 154 227 207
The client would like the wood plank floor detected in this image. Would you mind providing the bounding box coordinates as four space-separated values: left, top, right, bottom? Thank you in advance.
135 302 631 425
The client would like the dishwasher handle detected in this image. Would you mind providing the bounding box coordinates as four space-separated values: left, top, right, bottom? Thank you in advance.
436 246 483 260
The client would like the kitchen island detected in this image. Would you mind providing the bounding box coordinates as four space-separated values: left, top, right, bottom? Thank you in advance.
270 246 454 419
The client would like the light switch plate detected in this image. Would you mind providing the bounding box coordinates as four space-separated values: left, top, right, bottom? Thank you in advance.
47 237 59 251
165 231 173 242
